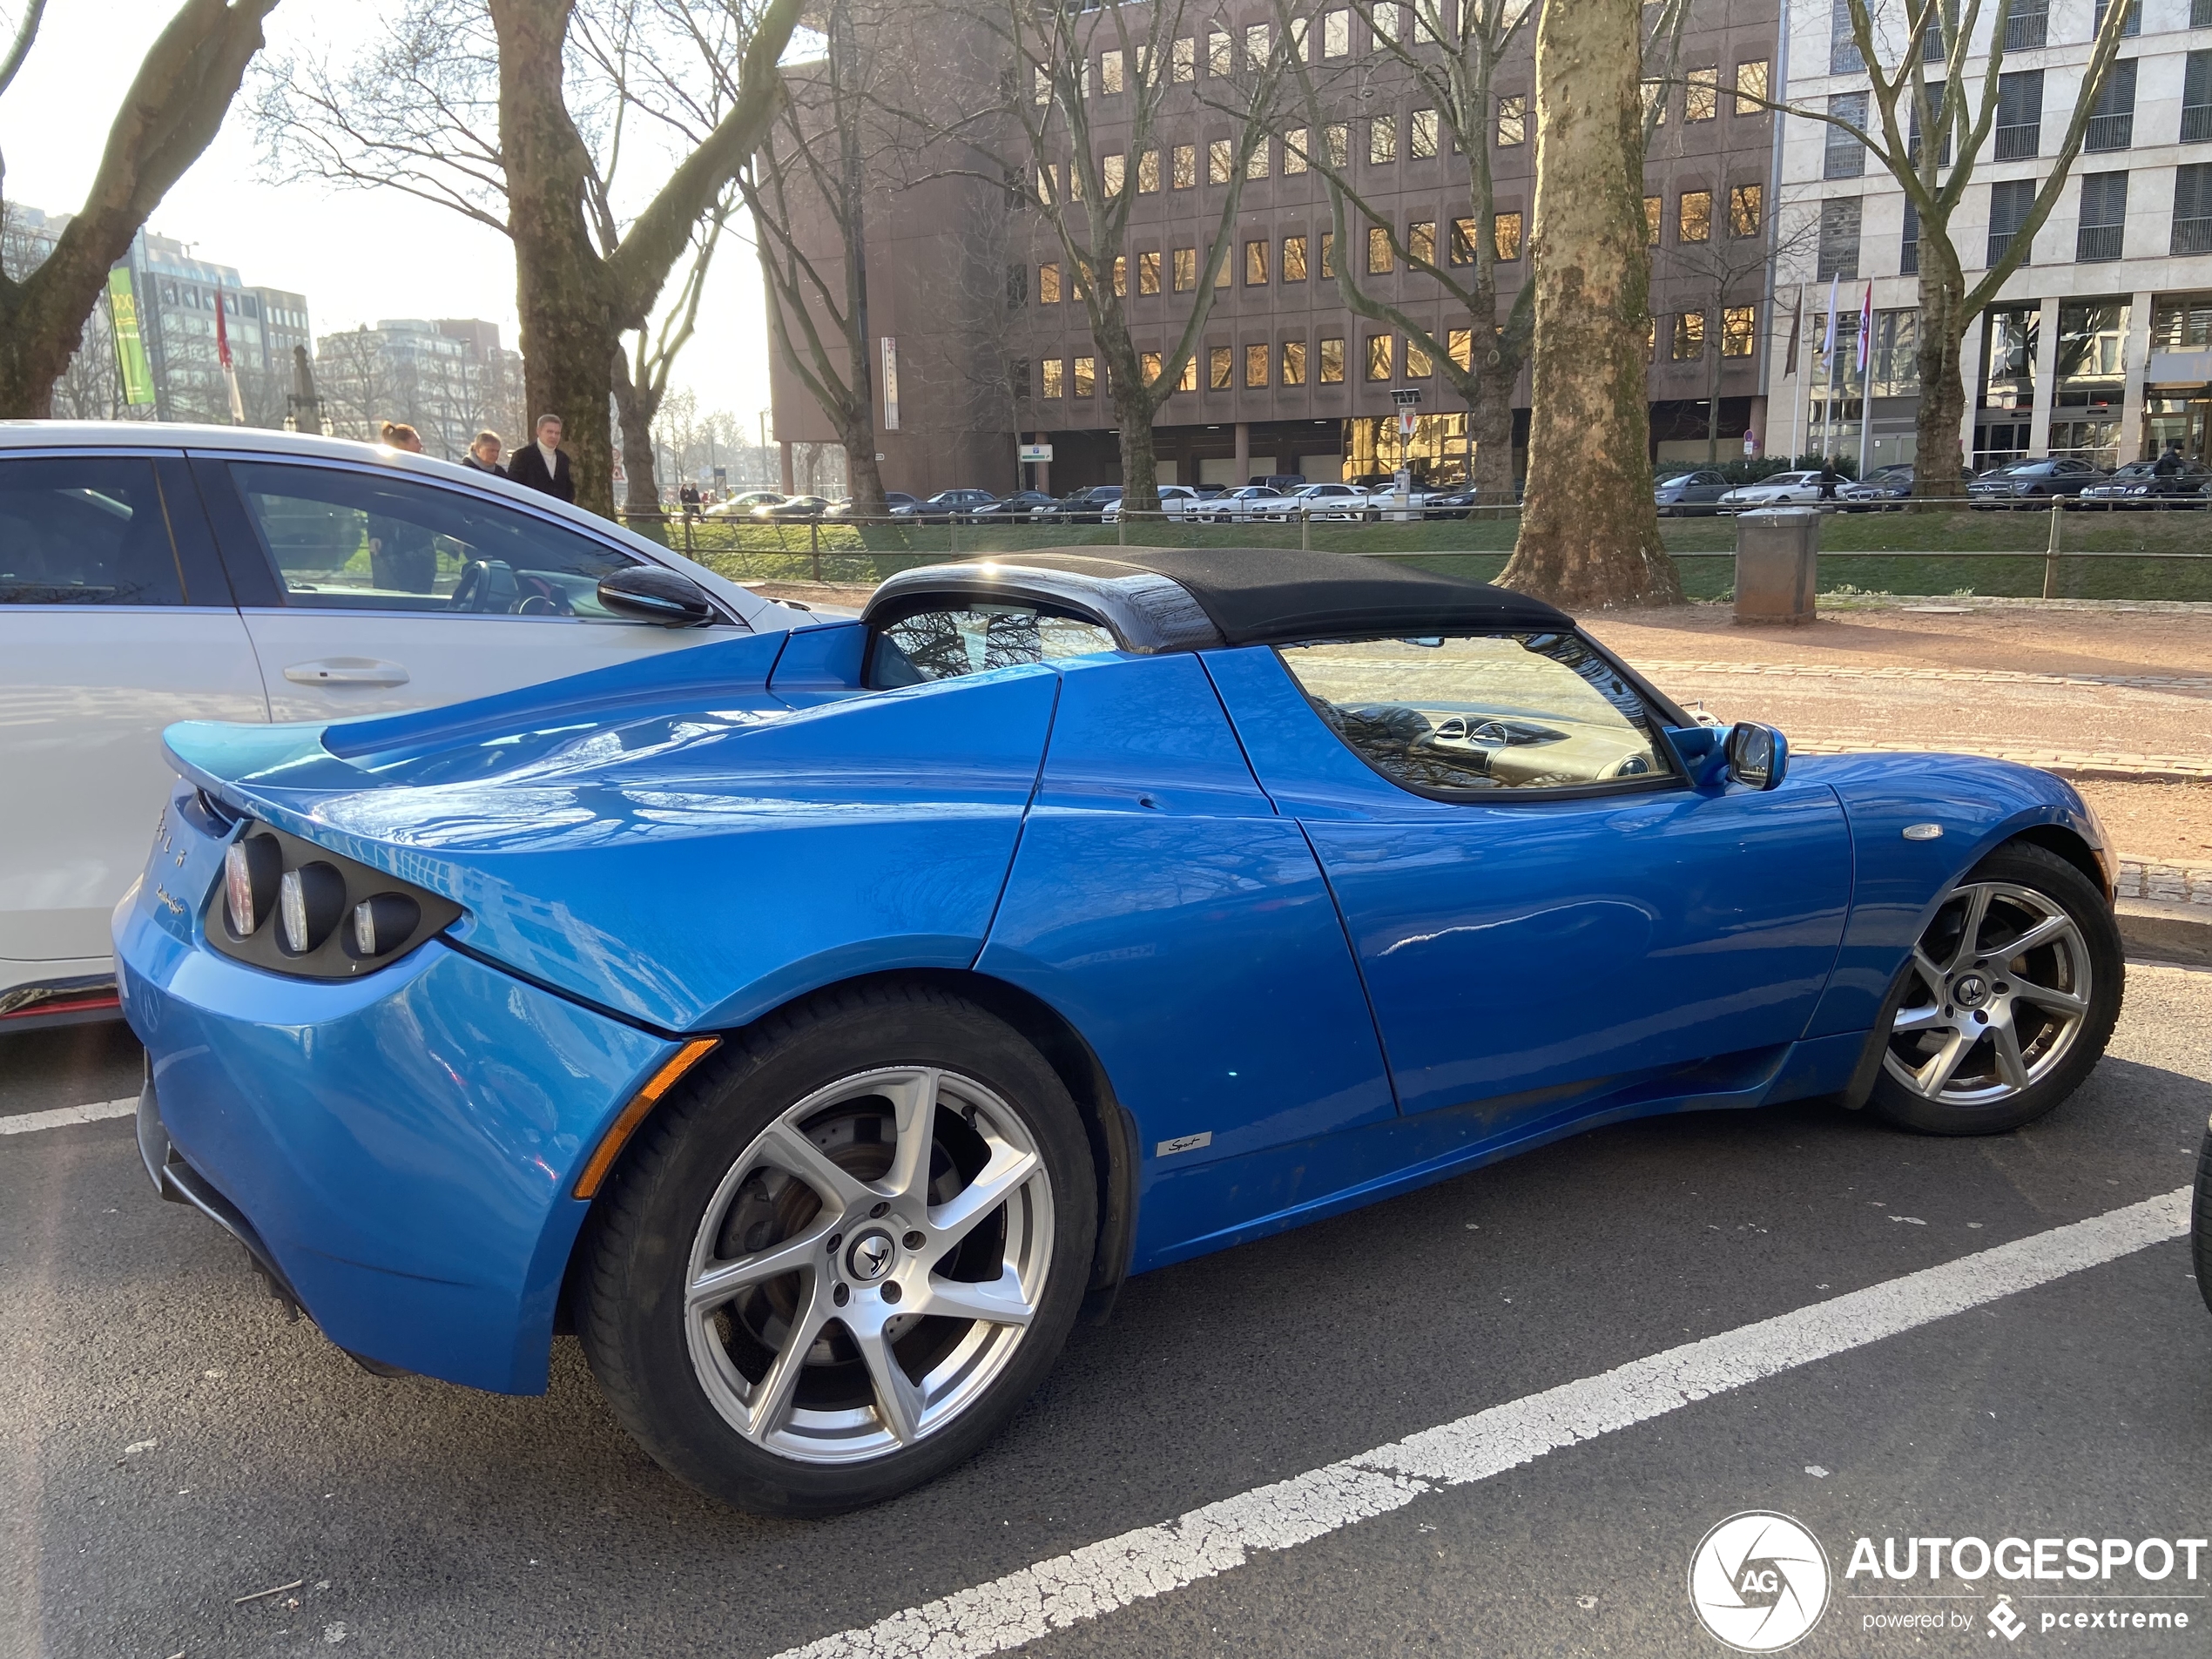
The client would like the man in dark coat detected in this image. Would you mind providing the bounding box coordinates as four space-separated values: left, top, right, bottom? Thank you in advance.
506 414 575 502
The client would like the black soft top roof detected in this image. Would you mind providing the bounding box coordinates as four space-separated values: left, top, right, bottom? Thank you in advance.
863 548 1572 651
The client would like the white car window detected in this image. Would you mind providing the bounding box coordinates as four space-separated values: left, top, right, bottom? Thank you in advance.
227 462 646 617
0 457 187 607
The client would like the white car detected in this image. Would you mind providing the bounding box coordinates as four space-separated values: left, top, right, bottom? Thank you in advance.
0 423 814 1031
1191 485 1291 523
1100 485 1198 523
1284 482 1372 519
1716 471 1831 507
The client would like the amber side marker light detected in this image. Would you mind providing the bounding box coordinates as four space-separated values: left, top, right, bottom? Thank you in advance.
573 1037 720 1199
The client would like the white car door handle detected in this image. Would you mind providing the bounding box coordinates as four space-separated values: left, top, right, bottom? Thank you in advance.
283 658 412 687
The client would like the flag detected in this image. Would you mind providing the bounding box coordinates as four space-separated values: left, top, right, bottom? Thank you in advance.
105 266 156 407
1856 280 1874 374
1820 275 1839 364
213 276 246 424
1784 287 1803 375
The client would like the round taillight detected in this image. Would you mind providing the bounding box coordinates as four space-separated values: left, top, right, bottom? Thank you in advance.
223 837 282 937
277 862 347 954
348 893 422 959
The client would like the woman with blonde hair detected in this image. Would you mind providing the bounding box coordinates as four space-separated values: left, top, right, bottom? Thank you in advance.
461 430 504 475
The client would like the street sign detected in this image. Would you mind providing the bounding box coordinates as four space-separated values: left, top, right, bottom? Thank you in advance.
1389 388 1422 408
1019 442 1054 462
1742 431 1761 458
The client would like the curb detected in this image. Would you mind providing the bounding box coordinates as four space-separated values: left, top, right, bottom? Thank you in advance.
2115 858 2212 965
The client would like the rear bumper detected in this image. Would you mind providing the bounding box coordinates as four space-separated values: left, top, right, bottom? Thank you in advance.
117 884 677 1394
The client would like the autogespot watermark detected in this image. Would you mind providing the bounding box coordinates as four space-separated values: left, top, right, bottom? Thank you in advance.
1690 1515 2209 1648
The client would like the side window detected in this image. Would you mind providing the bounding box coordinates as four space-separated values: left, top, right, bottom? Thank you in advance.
226 462 649 617
1276 631 1675 793
0 456 185 606
868 604 1119 687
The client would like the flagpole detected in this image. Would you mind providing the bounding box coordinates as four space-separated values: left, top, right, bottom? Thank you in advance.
1857 282 1876 477
1788 284 1805 462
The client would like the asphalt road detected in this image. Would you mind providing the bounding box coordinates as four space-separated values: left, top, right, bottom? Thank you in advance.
3 963 2209 1659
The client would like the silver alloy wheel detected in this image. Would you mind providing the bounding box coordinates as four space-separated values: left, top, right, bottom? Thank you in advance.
1882 879 2094 1106
682 1066 1054 1464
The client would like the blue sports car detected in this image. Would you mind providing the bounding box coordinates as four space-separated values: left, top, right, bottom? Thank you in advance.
115 550 2124 1514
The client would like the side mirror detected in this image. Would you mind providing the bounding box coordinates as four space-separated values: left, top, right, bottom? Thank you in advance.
1726 721 1789 790
597 564 716 627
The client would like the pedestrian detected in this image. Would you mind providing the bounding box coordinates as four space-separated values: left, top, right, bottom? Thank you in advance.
2154 442 2184 479
462 430 505 475
379 421 424 455
1817 457 1842 502
679 482 701 521
504 413 575 502
370 423 437 592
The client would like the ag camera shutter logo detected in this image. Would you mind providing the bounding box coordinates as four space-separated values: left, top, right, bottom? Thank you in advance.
1689 1511 1832 1651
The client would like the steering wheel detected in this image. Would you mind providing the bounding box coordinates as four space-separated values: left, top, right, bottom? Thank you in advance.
449 559 486 613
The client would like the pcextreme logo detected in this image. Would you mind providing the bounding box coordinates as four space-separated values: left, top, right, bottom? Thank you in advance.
1689 1511 1832 1652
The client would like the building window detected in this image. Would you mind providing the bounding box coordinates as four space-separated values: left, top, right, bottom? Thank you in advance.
1284 235 1309 280
1909 79 1950 165
2185 52 2212 143
1447 327 1472 370
1372 3 1400 46
1038 164 1059 204
1283 340 1308 386
1988 177 2036 266
1042 360 1064 398
1722 306 1757 357
1643 317 1656 359
1208 26 1231 75
1817 197 1862 280
1672 311 1707 361
1103 154 1126 196
1642 80 1666 126
1073 356 1096 396
1830 0 1864 73
1995 71 2043 161
1678 190 1713 243
1451 216 1477 263
1826 92 1869 179
1324 8 1349 57
1901 196 1920 275
1137 149 1161 192
1100 49 1124 95
2094 0 2141 37
1412 109 1440 158
2076 172 2127 261
2005 0 2049 51
1033 64 1052 106
1246 140 1271 180
2196 0 2212 26
1729 183 1763 236
2175 162 2212 253
1244 343 1270 388
1173 246 1197 291
1245 22 1271 68
1284 129 1310 174
1366 334 1393 380
1209 346 1233 389
1111 254 1127 296
1496 93 1527 146
1494 212 1523 260
1173 145 1197 189
1038 263 1061 304
1245 239 1270 284
1319 337 1345 382
1178 354 1197 392
1140 349 1163 386
1324 123 1351 166
1321 231 1335 277
1406 339 1433 377
1134 250 1160 295
1644 195 1662 246
1409 219 1436 265
1171 36 1195 82
1734 59 1769 116
1367 226 1394 273
1685 66 1718 122
1208 138 1232 184
2086 59 2135 152
1370 115 1397 164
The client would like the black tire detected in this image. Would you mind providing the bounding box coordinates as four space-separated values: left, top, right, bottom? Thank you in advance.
2194 1127 2212 1318
1868 842 2123 1136
577 983 1097 1515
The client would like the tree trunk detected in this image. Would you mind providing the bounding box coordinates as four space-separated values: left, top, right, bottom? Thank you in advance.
1468 341 1518 501
1912 253 1971 499
1114 392 1159 517
610 358 664 543
840 409 886 510
1500 0 1681 609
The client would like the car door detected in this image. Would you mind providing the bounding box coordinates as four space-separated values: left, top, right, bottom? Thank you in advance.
1204 633 1852 1130
0 449 266 982
192 454 752 723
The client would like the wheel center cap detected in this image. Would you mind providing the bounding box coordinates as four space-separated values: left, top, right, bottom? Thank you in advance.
1952 973 1990 1009
846 1231 895 1283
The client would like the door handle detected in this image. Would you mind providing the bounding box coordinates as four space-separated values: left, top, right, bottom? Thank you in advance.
283 658 411 687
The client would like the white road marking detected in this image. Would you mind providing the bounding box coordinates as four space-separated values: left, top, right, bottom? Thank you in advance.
0 1097 138 1136
774 1188 2189 1659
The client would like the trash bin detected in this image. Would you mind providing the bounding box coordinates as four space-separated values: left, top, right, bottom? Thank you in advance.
1733 507 1820 625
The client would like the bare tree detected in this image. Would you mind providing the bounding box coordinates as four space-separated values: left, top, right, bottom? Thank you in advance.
1745 0 2131 499
1499 0 1682 606
259 0 799 516
0 0 281 416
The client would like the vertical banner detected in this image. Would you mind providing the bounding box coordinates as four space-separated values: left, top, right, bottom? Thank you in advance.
106 266 156 408
213 278 246 423
880 336 900 431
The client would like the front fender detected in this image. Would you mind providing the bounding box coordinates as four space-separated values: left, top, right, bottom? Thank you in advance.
1800 752 2107 1039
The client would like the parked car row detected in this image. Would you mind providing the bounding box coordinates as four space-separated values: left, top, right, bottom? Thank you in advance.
1681 455 2212 514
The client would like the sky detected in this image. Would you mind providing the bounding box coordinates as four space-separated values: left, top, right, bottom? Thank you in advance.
0 0 778 430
